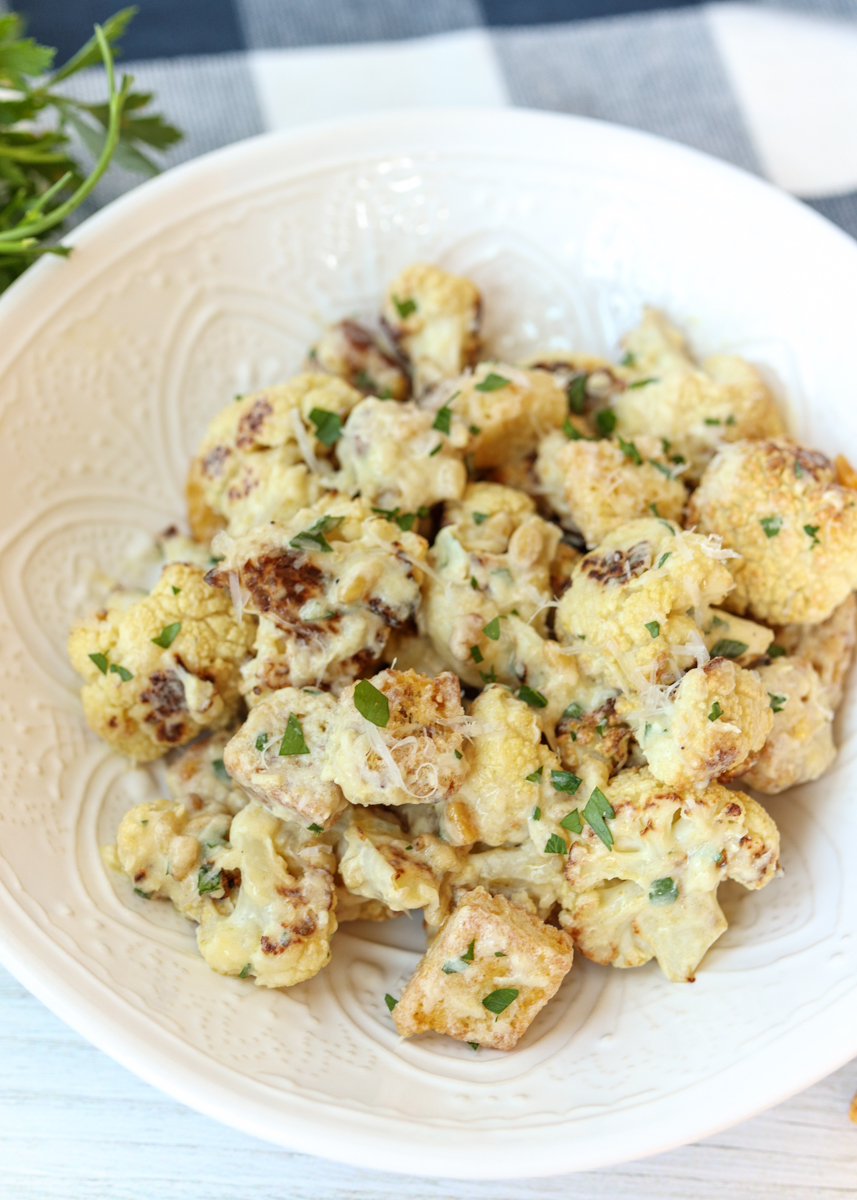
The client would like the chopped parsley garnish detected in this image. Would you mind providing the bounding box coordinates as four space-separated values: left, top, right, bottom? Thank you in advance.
563 416 584 440
710 639 748 659
551 770 582 794
804 523 821 546
468 1042 480 1050
725 414 736 425
532 806 541 821
151 621 181 649
627 377 657 389
649 502 660 516
648 459 673 478
649 877 678 905
644 721 652 739
353 371 377 393
494 951 507 957
462 939 475 962
482 617 500 641
289 514 343 553
645 620 660 638
518 685 548 708
470 644 484 664
279 712 310 755
454 749 463 760
255 732 268 752
385 993 398 1011
395 512 416 532
308 823 324 833
472 511 489 525
432 404 452 434
428 442 442 456
212 758 230 783
704 417 720 425
354 678 390 727
89 652 108 674
392 294 416 318
595 408 617 436
442 956 470 974
621 351 636 366
708 615 728 630
308 407 342 446
480 666 497 684
238 963 252 979
475 372 511 392
708 701 724 721
768 693 787 713
671 454 686 464
470 575 479 590
794 461 804 478
560 809 583 833
562 701 583 720
469 424 481 435
596 718 607 737
525 766 543 783
171 585 181 595
544 833 568 854
567 374 587 414
133 888 151 899
109 663 133 682
767 643 787 658
582 787 615 848
658 519 675 535
198 864 222 895
657 551 672 568
482 987 519 1015
760 516 783 538
618 436 642 465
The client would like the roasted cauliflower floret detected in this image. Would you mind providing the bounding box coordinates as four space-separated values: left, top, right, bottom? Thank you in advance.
535 431 687 547
310 319 410 400
115 798 235 922
688 438 857 624
562 769 780 981
556 697 634 783
621 657 773 789
337 806 463 927
456 839 576 920
612 308 783 482
556 518 734 695
68 563 255 763
165 729 248 816
186 373 362 540
206 495 426 699
737 658 836 793
197 801 337 988
324 668 468 806
223 688 347 828
774 592 857 709
392 887 574 1050
337 397 466 512
382 263 481 395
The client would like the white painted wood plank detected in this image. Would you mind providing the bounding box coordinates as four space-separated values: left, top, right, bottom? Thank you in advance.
2 964 857 1199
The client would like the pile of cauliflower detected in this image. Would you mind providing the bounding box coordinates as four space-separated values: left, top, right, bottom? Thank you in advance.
69 263 857 1052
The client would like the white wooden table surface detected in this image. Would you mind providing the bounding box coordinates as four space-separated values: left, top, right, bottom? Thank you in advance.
3 964 856 1199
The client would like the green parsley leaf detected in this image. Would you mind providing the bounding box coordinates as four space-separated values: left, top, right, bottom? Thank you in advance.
289 514 344 553
442 956 470 974
645 620 660 638
354 679 390 727
567 374 587 414
560 809 583 834
89 652 108 674
472 512 489 525
525 766 544 783
708 701 724 721
482 987 519 1015
767 643 787 658
621 351 636 366
768 692 787 713
255 733 268 752
595 408 617 436
470 575 479 590
671 454 686 464
562 701 583 720
658 519 675 535
469 424 481 435
385 993 398 1011
544 833 568 854
710 638 748 659
704 417 721 425
395 512 416 532
470 644 484 664
804 523 821 546
482 617 500 641
462 939 476 962
454 749 463 760
627 377 657 389
468 1041 480 1050
794 461 804 478
308 407 343 446
429 442 442 456
725 414 736 425
596 718 607 737
644 722 652 739
582 787 615 848
171 585 181 595
307 823 324 834
649 877 678 905
707 615 728 630
354 371 377 393
238 963 252 979
392 294 416 318
279 713 310 756
649 502 661 516
563 416 584 440
475 372 511 392
480 666 497 684
532 806 541 820
551 770 582 794
494 950 507 957
109 663 133 682
518 685 548 708
657 551 672 568
648 459 673 478
432 404 452 433
198 864 222 895
760 516 783 538
212 758 230 783
133 888 151 899
618 436 642 465
151 621 181 649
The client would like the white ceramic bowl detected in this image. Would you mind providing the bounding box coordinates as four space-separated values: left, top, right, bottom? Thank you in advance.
0 108 856 1181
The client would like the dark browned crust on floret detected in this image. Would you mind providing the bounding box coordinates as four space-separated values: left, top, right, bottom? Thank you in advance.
208 552 325 628
580 541 651 586
760 441 833 482
333 320 411 400
235 397 273 449
557 697 633 777
141 669 188 743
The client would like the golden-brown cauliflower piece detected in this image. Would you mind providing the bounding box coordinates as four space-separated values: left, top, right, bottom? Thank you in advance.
392 887 574 1050
324 668 468 806
688 438 857 625
612 308 783 482
206 496 426 699
555 518 735 695
737 658 836 793
620 657 773 789
562 768 780 981
337 397 466 512
337 806 463 927
165 729 248 816
774 592 857 709
556 697 634 783
115 798 235 922
456 840 577 921
535 431 687 547
223 688 347 828
310 319 410 400
185 373 362 541
382 263 481 395
68 563 255 763
196 801 337 988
